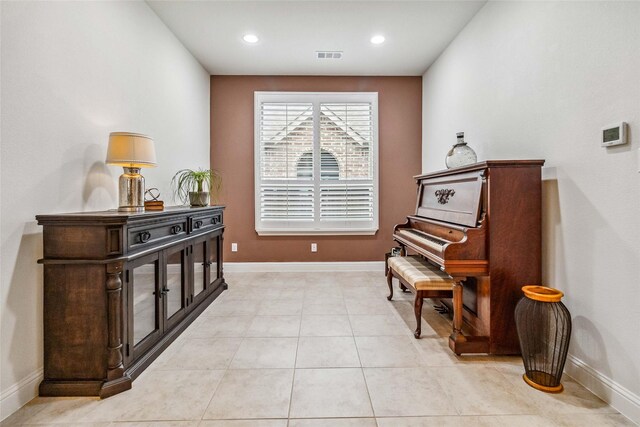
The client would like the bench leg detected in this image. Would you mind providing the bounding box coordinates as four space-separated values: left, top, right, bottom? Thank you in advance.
414 291 423 339
400 283 409 293
386 269 393 301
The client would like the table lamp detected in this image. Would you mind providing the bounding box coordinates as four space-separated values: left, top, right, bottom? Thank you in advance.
106 132 157 212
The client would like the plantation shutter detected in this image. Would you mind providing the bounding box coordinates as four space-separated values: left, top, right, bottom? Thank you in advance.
258 102 314 221
319 103 374 221
255 92 378 235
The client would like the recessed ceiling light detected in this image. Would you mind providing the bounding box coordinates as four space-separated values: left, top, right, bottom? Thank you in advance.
243 34 259 43
370 35 385 45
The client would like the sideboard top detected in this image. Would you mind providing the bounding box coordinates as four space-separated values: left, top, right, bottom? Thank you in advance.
36 205 225 225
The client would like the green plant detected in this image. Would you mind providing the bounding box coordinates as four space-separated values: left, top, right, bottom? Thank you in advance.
171 168 222 204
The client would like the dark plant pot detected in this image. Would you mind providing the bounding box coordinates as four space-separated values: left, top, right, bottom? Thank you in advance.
189 191 210 207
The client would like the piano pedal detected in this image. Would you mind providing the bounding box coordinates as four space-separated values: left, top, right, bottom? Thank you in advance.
433 304 449 314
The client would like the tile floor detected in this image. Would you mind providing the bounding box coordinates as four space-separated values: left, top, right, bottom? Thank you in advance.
1 271 635 426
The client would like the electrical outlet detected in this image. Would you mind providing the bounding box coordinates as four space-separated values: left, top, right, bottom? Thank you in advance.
231 243 238 252
311 243 317 252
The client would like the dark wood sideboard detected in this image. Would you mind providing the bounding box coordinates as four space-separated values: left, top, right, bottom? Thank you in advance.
36 206 227 398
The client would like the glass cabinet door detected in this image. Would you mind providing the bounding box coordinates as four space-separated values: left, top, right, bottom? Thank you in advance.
192 240 208 303
128 253 161 359
208 234 221 287
164 244 187 329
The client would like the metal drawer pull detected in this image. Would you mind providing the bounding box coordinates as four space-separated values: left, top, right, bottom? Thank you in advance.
211 217 220 224
193 220 203 229
170 225 182 235
139 231 151 243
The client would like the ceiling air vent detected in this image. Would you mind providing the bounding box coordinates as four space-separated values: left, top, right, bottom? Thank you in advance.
316 51 343 60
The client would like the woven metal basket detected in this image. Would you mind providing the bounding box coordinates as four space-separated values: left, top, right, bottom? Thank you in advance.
515 285 571 393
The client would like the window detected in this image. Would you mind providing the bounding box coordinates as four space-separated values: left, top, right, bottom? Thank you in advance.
255 92 378 235
296 150 339 180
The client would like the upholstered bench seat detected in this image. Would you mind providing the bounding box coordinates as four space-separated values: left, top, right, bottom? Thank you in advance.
386 255 455 338
387 255 454 291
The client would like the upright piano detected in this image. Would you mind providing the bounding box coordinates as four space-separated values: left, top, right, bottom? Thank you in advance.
393 160 545 355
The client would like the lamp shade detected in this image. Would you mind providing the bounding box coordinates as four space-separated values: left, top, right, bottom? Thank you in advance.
106 132 157 168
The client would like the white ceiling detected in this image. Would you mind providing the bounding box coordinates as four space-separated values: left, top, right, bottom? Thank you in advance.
146 1 486 76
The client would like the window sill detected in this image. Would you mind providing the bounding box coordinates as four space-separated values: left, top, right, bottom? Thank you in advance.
256 228 378 236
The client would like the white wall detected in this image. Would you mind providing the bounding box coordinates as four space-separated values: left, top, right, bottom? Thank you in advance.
423 1 640 423
0 1 210 419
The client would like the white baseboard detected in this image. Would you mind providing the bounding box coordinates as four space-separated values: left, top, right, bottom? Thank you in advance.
0 368 42 422
225 261 385 273
565 354 640 425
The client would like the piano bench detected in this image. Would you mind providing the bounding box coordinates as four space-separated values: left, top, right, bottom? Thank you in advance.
386 255 455 339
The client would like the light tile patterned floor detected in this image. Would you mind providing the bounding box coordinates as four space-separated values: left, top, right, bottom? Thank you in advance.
1 272 635 426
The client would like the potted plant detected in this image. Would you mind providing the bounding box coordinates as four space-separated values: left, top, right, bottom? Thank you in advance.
171 168 222 207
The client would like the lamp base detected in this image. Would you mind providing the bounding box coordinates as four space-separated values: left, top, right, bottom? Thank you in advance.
118 206 145 213
118 167 145 213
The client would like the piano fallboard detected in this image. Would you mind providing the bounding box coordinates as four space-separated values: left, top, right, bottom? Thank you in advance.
393 211 488 276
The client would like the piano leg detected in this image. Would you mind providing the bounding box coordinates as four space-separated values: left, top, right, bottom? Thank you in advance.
449 280 466 354
414 292 423 339
386 269 393 301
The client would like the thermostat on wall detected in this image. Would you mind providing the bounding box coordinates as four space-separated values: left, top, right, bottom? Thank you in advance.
601 122 627 147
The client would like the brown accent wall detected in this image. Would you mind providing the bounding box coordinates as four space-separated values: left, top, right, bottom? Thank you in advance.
210 76 422 262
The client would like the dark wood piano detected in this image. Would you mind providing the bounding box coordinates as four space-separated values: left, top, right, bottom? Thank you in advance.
393 160 545 355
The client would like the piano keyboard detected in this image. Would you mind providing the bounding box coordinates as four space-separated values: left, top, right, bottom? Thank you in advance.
396 229 448 252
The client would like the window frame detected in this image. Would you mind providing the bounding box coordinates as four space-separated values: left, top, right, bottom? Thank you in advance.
254 91 379 236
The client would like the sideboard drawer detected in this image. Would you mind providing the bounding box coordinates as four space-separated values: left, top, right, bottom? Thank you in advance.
190 211 223 234
127 218 188 251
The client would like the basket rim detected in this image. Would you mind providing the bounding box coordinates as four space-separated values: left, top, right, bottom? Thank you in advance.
522 285 564 302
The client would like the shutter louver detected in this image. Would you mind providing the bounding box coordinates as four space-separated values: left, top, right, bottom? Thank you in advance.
260 183 314 219
320 183 374 219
